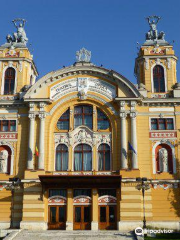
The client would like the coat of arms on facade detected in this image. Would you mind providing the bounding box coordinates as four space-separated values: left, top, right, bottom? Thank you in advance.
77 77 89 100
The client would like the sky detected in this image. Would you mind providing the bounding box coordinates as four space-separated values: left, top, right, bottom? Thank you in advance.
0 0 180 84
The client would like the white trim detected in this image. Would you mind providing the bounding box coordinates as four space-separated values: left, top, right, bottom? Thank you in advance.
0 142 14 175
149 116 176 131
0 110 18 113
152 141 176 174
149 107 174 112
1 66 17 95
151 63 167 93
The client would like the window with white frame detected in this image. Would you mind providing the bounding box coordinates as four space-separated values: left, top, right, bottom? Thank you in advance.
151 118 174 130
0 120 16 132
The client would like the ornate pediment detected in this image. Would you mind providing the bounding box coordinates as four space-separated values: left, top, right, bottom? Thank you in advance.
55 126 111 147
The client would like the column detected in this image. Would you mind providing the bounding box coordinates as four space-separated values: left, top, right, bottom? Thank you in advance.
116 188 121 230
130 112 138 169
27 113 35 169
66 189 73 230
38 113 45 170
91 188 98 230
120 112 128 169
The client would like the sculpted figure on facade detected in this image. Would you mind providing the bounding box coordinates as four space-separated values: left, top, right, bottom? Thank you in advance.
0 150 8 173
6 19 28 45
146 16 165 41
159 148 168 172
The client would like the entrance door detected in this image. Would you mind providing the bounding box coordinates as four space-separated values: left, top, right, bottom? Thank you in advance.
48 206 66 230
74 206 91 230
99 205 116 230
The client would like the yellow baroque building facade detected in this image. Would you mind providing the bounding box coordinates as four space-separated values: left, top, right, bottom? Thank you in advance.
0 18 180 231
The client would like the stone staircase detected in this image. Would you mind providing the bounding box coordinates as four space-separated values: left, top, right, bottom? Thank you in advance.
11 230 136 240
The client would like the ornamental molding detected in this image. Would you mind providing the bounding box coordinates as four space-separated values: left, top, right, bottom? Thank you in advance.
144 57 149 70
19 61 23 72
0 96 18 101
49 93 117 116
73 195 92 205
149 131 177 139
28 113 35 119
29 102 35 111
98 195 117 205
151 93 169 99
119 112 127 118
39 113 46 120
50 77 116 101
48 195 67 205
152 183 178 190
0 140 15 149
39 102 46 111
0 133 18 140
55 126 111 148
24 65 140 100
130 112 137 118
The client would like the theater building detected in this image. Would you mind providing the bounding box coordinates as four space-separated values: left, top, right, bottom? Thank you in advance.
0 17 180 231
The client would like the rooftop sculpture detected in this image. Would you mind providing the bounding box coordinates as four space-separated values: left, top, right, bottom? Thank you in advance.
76 48 91 62
6 18 28 45
145 16 165 42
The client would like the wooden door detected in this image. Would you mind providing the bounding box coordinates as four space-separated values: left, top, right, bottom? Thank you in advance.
99 205 116 230
74 206 91 230
48 206 66 230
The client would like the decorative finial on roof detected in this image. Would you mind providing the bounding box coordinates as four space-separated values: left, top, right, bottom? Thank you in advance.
76 48 91 63
6 18 28 46
145 16 167 45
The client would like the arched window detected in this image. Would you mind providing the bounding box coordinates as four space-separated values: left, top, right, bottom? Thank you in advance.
74 144 92 171
0 145 11 174
97 109 110 130
155 144 173 173
153 65 165 93
74 105 93 129
4 68 15 95
57 109 69 130
56 144 68 171
98 144 110 171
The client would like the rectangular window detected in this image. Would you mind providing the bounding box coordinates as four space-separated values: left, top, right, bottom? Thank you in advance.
98 189 116 197
49 189 67 197
73 189 91 197
151 118 174 130
0 120 16 132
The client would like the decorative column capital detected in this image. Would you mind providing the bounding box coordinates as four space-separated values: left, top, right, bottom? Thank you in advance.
39 113 46 120
120 112 127 119
119 101 125 111
39 102 46 111
130 101 137 111
29 102 35 112
28 113 35 120
130 112 137 118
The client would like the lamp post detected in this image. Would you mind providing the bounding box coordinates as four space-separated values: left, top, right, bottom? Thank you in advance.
136 177 150 231
5 178 21 229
